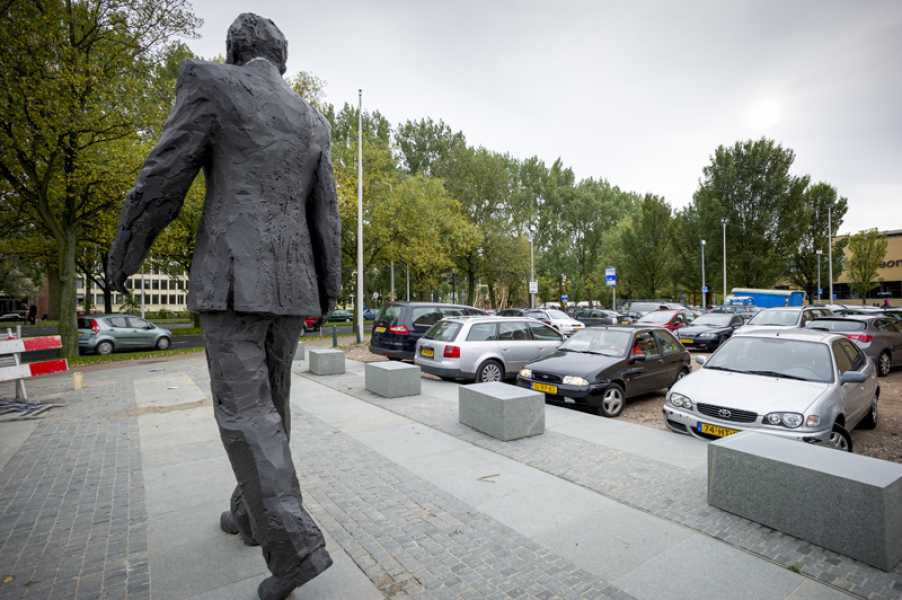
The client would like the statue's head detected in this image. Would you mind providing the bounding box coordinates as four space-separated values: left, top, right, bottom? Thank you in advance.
226 13 287 74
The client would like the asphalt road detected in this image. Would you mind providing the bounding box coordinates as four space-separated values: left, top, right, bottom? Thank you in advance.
15 323 357 362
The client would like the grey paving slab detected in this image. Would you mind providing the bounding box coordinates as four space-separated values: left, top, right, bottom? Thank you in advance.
0 421 37 471
134 372 206 409
787 579 863 600
614 534 804 600
142 454 233 517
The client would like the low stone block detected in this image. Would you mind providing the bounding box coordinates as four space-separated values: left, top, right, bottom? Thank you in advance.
459 382 544 442
293 342 306 362
708 431 902 571
307 348 345 375
365 361 421 398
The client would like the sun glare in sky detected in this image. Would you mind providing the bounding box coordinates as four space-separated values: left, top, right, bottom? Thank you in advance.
745 97 783 131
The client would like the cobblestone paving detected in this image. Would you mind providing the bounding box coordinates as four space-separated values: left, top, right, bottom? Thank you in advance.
306 371 902 600
0 372 149 600
287 408 637 600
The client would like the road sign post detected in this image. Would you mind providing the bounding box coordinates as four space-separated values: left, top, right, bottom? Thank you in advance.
605 266 617 310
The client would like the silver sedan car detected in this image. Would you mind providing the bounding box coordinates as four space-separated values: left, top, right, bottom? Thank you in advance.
805 315 902 377
414 316 564 382
663 329 879 452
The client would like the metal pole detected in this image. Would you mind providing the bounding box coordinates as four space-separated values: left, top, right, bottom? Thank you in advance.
721 218 727 303
140 273 145 318
612 286 616 311
827 207 834 303
355 89 364 343
390 261 395 302
406 264 410 301
816 250 822 301
529 235 535 309
700 240 707 308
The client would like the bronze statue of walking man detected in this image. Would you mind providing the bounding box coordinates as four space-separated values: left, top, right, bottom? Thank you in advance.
109 13 340 599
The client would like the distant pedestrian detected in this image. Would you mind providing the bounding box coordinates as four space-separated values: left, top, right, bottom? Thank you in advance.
884 298 892 308
27 304 37 325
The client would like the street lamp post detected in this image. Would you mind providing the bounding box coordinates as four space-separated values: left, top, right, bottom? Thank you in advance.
721 218 728 303
700 239 707 308
816 250 823 301
355 89 364 343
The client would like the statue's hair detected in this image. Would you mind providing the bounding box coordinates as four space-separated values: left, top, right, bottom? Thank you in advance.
226 13 287 74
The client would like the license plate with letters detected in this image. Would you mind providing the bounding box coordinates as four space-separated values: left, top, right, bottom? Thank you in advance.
680 338 694 345
419 346 434 358
375 326 386 333
697 422 739 438
532 382 558 394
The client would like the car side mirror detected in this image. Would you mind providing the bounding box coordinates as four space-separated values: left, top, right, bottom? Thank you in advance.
695 356 707 366
840 371 867 384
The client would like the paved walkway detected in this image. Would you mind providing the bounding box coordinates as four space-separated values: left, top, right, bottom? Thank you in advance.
0 352 898 599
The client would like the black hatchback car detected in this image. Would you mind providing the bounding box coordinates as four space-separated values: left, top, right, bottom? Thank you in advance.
517 326 690 417
369 302 485 360
673 312 745 351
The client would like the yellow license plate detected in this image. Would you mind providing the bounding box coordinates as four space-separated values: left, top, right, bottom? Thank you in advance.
532 382 558 394
375 326 386 333
419 347 434 358
680 338 693 345
698 422 739 438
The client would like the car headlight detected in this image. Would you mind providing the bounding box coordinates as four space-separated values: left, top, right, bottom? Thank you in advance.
668 392 694 410
699 332 716 338
562 375 589 386
764 412 804 429
519 368 532 379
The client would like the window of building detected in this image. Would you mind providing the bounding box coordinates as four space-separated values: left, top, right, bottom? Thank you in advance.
151 294 158 304
151 279 159 290
170 294 177 305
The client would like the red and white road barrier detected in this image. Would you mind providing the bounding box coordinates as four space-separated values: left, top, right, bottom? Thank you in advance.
0 333 68 397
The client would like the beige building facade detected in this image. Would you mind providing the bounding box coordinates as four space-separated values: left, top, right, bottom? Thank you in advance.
834 228 902 305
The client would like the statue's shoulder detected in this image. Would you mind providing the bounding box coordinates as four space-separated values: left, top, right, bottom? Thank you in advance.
176 59 229 90
309 107 331 138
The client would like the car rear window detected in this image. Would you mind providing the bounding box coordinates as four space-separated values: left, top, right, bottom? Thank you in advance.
424 321 461 341
747 310 800 326
376 305 401 325
806 319 866 332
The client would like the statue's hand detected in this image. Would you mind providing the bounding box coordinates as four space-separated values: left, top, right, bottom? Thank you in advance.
109 271 129 295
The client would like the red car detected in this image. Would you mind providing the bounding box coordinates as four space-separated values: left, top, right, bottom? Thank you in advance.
635 309 692 332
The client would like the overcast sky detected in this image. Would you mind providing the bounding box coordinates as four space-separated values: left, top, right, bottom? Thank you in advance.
185 0 902 233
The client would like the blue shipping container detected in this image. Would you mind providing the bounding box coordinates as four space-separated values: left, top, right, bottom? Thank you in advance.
729 288 807 308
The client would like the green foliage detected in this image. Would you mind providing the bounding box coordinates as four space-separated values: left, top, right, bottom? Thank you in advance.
787 183 848 300
847 229 888 303
617 195 676 299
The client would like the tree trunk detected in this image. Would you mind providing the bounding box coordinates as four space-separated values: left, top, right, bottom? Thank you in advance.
46 264 61 320
57 229 78 359
487 281 497 310
466 264 477 307
83 268 92 312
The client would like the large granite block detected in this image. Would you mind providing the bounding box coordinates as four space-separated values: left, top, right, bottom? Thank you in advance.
459 382 544 442
365 361 421 398
307 348 345 376
708 432 902 571
293 342 306 362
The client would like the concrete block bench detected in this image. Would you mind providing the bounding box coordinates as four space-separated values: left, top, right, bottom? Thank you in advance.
708 432 902 571
293 342 306 362
365 361 421 398
307 348 345 376
459 382 544 442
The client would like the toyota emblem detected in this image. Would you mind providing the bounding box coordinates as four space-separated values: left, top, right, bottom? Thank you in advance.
718 408 732 418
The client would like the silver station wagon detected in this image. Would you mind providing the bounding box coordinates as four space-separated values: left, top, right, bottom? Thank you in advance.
663 328 879 452
414 316 564 382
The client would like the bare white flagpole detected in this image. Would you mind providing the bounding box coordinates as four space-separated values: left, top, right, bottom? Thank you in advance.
356 89 364 343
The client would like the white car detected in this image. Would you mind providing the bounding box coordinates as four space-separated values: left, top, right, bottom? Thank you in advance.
735 306 831 334
663 328 879 452
524 308 585 336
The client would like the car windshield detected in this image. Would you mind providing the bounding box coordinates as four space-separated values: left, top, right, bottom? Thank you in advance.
806 319 866 332
546 309 569 319
691 314 732 326
747 310 799 326
637 311 673 324
705 337 833 382
559 329 630 356
423 321 462 341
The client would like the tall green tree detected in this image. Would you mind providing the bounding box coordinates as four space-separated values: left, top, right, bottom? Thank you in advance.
395 118 466 177
693 138 808 290
0 0 198 357
846 229 888 304
787 182 848 300
617 194 675 299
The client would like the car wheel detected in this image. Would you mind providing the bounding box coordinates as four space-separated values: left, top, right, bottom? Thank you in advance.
476 360 504 383
598 384 625 418
96 341 114 355
155 337 171 350
877 351 891 377
827 423 853 452
858 395 879 430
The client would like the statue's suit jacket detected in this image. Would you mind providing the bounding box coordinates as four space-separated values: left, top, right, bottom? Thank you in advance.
109 58 341 317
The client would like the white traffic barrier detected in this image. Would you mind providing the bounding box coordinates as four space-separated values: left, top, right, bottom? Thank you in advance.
1 329 68 400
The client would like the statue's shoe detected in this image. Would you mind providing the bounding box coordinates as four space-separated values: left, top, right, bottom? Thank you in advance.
258 548 333 600
219 510 259 546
